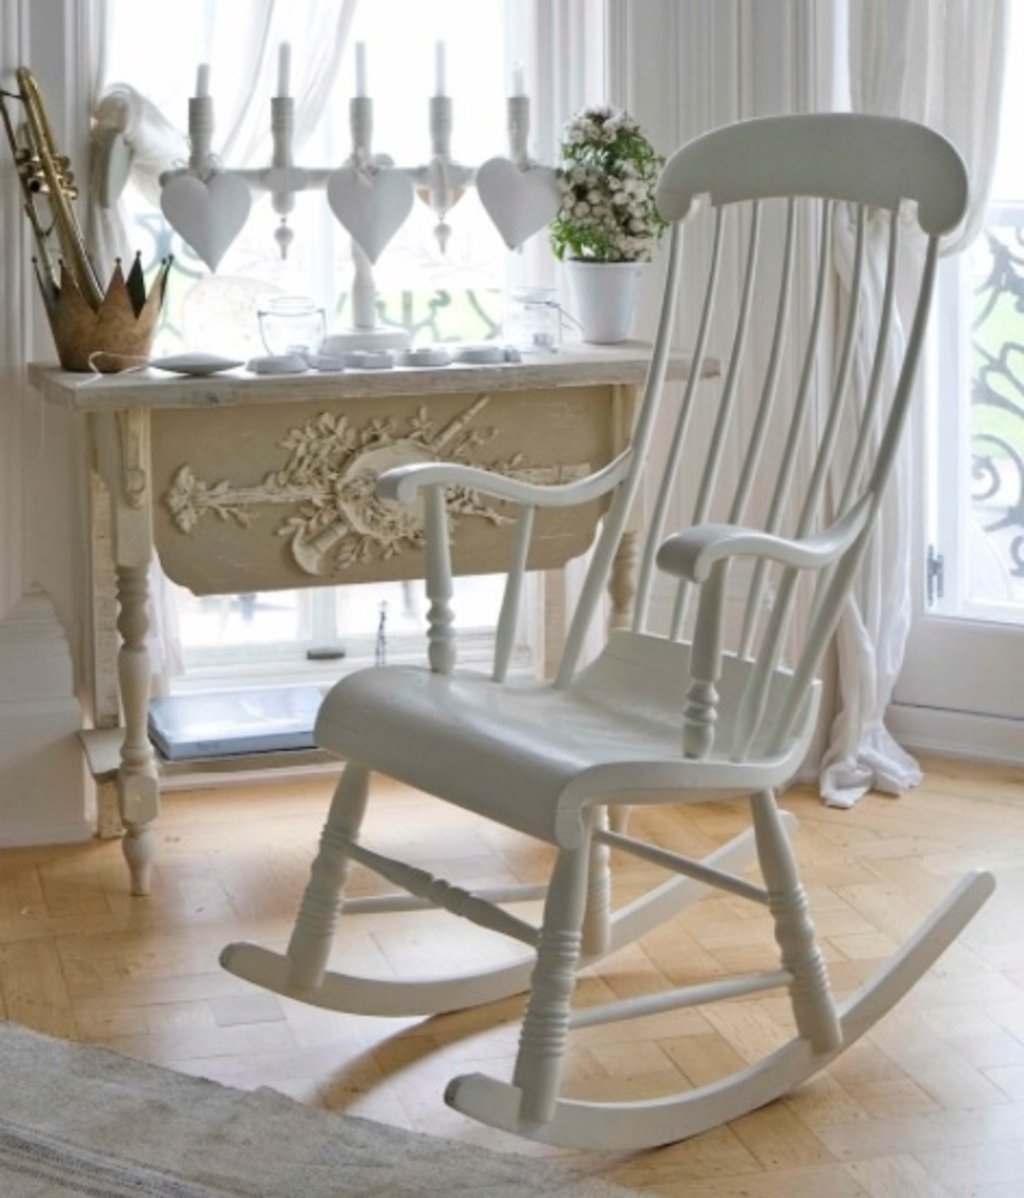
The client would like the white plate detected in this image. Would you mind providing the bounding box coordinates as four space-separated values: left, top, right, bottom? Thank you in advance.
150 353 243 377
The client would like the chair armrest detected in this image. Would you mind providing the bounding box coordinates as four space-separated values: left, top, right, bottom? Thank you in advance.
655 494 873 583
376 451 631 509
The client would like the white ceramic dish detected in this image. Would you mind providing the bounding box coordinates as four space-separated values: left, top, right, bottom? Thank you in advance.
453 344 506 365
246 354 310 375
149 353 244 377
401 347 453 368
343 350 395 370
453 344 521 365
307 353 347 373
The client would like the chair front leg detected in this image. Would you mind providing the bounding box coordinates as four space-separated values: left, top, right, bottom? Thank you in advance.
751 789 841 1053
286 761 370 993
513 820 593 1126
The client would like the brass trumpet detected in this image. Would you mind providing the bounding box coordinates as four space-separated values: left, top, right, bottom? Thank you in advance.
2 66 169 370
1 66 105 310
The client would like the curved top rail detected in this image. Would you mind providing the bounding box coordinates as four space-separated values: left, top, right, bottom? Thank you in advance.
656 113 968 236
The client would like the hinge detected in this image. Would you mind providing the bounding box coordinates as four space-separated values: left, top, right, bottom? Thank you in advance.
926 544 945 606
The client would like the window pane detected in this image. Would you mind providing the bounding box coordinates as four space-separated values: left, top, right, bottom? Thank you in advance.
177 590 306 649
104 0 515 355
101 2 533 679
968 210 1024 615
932 6 1024 626
961 1 1024 622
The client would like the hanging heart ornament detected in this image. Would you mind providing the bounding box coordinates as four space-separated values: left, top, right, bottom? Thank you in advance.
326 165 415 264
477 158 561 250
160 171 252 271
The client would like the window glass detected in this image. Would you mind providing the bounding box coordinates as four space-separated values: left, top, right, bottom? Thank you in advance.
104 1 517 355
101 1 529 678
950 7 1024 623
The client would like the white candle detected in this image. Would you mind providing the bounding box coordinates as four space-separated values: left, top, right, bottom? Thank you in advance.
512 62 525 96
277 42 291 97
355 41 367 97
195 63 210 98
434 40 446 96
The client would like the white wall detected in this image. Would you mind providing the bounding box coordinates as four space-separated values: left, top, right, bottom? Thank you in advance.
0 0 30 621
0 0 92 843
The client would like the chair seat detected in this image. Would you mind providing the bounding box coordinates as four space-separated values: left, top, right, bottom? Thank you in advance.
315 631 815 847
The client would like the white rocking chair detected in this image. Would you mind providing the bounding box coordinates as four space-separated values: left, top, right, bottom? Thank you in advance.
223 114 994 1150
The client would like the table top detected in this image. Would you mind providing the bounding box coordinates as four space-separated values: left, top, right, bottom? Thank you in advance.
29 342 703 414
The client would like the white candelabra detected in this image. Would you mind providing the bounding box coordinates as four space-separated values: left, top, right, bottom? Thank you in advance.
157 41 560 351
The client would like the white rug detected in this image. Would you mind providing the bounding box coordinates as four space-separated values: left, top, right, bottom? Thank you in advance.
0 1022 647 1197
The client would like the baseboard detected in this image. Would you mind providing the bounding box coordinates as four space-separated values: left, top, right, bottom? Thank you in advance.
888 702 1024 768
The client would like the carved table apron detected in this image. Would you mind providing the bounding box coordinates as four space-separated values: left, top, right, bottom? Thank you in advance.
30 346 694 894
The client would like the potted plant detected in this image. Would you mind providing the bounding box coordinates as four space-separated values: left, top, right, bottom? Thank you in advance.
550 105 667 343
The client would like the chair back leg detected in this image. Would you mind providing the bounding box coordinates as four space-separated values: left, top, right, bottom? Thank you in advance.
581 805 613 957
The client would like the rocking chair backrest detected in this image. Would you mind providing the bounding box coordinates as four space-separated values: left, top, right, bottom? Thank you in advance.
556 114 967 761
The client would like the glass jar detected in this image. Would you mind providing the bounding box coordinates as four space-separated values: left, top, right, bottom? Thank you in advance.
257 296 326 357
504 286 561 353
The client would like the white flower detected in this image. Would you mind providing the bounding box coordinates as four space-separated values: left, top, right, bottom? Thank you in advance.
552 104 665 262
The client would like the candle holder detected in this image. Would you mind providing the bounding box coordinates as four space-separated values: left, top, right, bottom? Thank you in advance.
130 46 561 350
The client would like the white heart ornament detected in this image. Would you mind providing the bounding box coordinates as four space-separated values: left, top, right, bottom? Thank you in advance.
326 166 414 264
477 158 561 250
160 172 252 271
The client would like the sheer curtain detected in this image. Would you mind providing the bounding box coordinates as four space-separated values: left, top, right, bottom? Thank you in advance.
820 0 1008 806
84 0 358 687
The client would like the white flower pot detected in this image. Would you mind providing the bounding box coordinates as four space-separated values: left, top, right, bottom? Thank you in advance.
564 260 644 344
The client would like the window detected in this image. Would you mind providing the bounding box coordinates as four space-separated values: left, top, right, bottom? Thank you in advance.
893 6 1024 745
101 1 545 686
928 8 1024 628
105 1 522 356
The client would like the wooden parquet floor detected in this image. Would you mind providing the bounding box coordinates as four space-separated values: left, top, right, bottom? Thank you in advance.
0 753 1022 1196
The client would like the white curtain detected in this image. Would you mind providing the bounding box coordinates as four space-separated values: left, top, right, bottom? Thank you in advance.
820 0 1008 807
84 0 357 687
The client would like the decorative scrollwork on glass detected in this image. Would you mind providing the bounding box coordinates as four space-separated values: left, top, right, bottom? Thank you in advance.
971 214 1024 582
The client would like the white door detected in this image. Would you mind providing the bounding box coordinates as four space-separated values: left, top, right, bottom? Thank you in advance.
893 12 1024 759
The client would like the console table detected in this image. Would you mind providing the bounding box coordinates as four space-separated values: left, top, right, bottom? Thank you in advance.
30 345 700 894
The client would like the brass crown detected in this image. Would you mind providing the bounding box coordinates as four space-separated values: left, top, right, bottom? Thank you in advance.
40 255 171 373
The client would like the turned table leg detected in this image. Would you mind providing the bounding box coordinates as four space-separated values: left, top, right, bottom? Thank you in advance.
608 527 638 631
97 407 160 895
607 528 638 836
115 561 159 894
